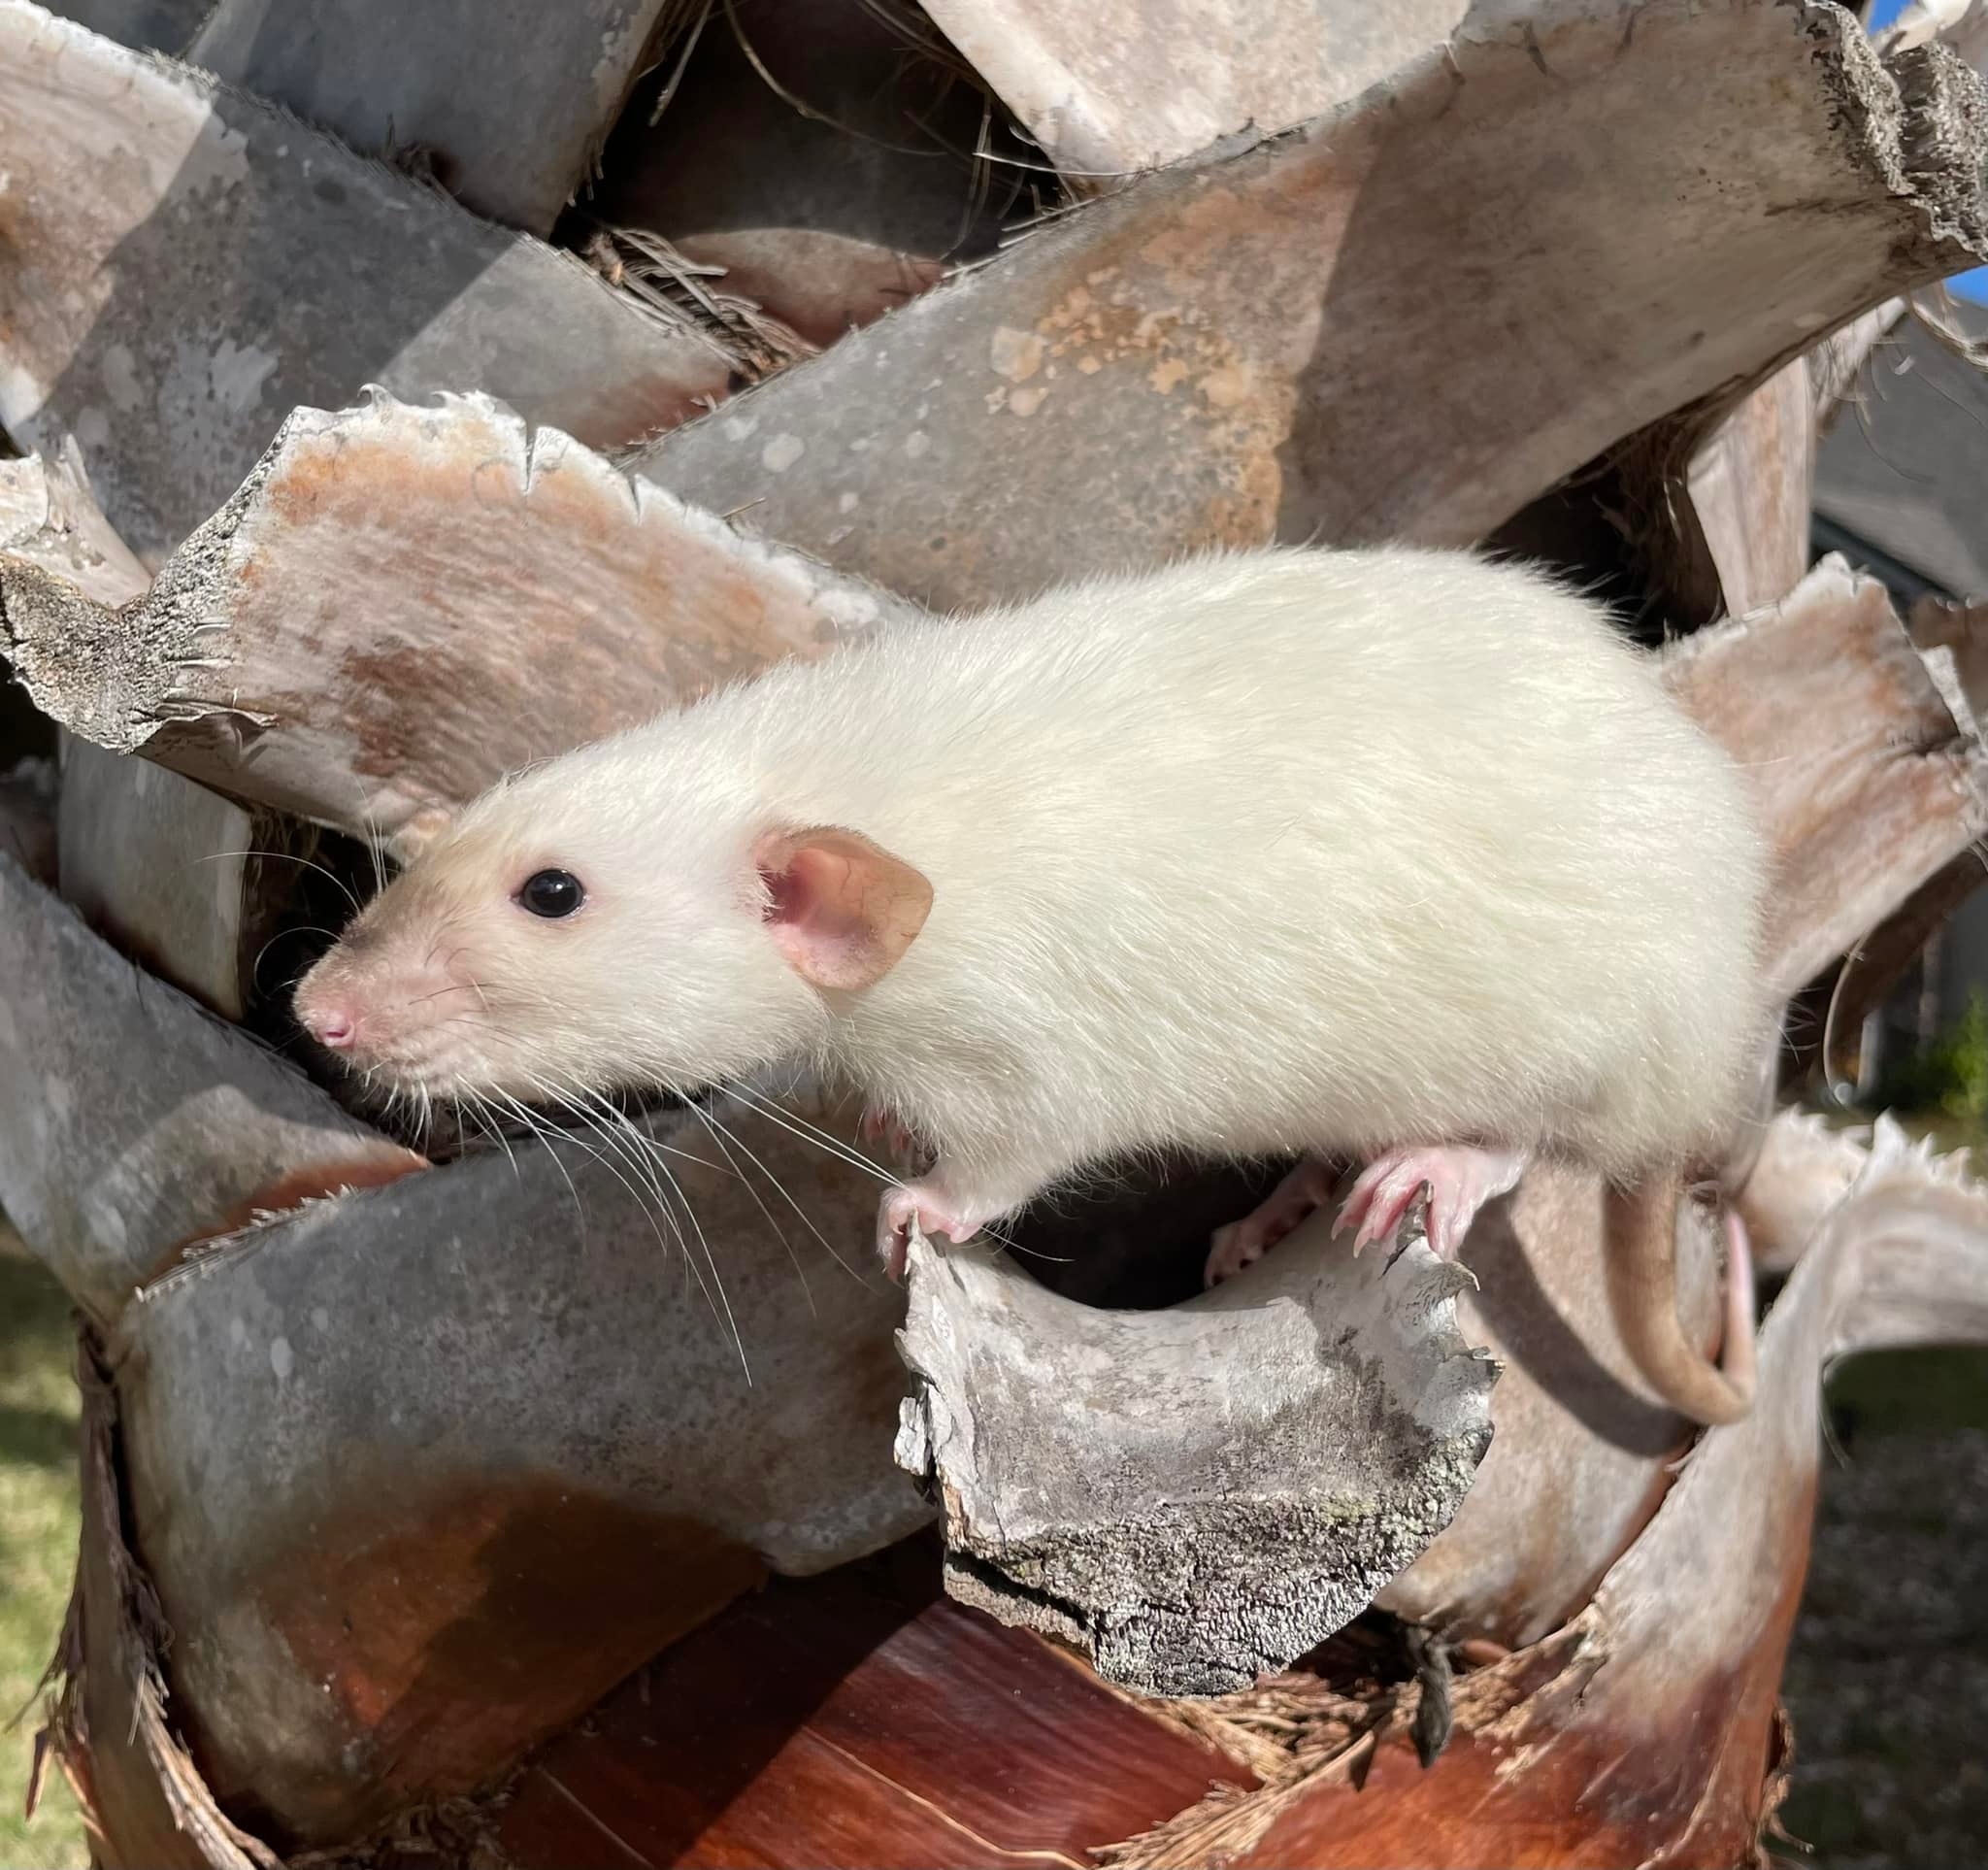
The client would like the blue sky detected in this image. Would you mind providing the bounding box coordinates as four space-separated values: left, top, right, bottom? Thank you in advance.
1869 0 1988 299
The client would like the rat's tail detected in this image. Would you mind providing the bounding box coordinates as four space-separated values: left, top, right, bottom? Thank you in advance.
1602 1171 1756 1427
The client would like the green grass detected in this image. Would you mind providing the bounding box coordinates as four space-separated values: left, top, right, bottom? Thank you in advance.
0 1237 89 1869
1876 988 1988 1122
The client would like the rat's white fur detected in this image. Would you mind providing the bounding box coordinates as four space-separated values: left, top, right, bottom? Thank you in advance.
300 543 1767 1246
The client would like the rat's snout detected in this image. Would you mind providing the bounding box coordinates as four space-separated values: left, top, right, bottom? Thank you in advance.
290 916 506 1093
298 995 357 1051
293 968 362 1052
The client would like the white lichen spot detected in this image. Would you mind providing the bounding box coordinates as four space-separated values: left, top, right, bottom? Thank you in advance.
311 1306 331 1333
158 335 277 460
101 344 144 413
591 16 644 107
1076 355 1104 376
1008 385 1048 418
269 1336 294 1382
46 1076 73 1123
74 407 111 451
210 338 279 415
761 432 806 473
85 1203 127 1251
181 119 252 199
1149 359 1189 394
0 359 50 422
988 326 1045 383
722 414 760 443
230 1316 248 1349
838 490 860 514
903 431 931 459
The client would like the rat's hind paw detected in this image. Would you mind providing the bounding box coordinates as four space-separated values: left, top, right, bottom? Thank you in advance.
1205 1157 1339 1286
1334 1144 1528 1257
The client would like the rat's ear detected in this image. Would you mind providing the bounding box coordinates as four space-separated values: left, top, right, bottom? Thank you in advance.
755 826 933 991
389 805 456 866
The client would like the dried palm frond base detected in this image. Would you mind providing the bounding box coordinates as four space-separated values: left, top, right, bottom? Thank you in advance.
31 1476 1783 1870
38 1111 1979 1870
18 1345 1768 1870
41 1340 280 1870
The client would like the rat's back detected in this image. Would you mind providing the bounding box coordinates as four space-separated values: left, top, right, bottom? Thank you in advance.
675 545 1768 1178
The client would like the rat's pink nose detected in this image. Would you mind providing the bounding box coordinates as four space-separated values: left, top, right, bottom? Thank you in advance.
304 1003 357 1050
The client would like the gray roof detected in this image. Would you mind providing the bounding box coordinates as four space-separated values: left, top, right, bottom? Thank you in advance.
1814 303 1988 603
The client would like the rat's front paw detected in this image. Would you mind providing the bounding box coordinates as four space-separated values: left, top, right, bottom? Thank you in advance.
877 1185 985 1282
860 1103 932 1174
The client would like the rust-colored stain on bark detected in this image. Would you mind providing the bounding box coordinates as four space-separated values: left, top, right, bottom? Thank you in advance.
475 1503 1810 1870
1246 1490 1814 1869
182 1474 765 1849
497 1541 1249 1869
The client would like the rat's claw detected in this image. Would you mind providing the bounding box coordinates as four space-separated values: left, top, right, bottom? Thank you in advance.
860 1103 927 1173
1335 1145 1529 1258
877 1185 984 1282
1205 1157 1340 1287
1333 1157 1424 1255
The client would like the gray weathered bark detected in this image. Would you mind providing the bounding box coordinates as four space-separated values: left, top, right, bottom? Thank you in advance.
625 0 1988 611
187 0 675 234
0 2 742 565
895 1220 1495 1694
920 0 1470 182
0 394 910 844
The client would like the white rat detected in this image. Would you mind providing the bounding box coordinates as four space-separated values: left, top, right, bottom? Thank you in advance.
295 545 1768 1424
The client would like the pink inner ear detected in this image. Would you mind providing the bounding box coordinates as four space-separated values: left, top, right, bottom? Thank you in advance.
756 828 933 991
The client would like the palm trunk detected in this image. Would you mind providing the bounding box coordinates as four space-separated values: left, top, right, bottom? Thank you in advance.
7 2 1988 1864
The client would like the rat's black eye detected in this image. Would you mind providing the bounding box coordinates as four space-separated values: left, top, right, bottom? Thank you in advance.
517 869 585 918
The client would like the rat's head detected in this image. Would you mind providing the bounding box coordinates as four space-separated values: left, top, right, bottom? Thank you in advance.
291 745 933 1107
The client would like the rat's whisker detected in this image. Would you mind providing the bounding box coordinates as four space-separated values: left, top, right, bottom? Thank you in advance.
472 1088 521 1180
683 1100 814 1311
553 1085 694 1264
724 1087 893 1185
490 1085 589 1241
508 1084 685 1272
702 1098 866 1286
193 851 361 916
575 1086 748 1384
251 926 338 992
408 982 480 1006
